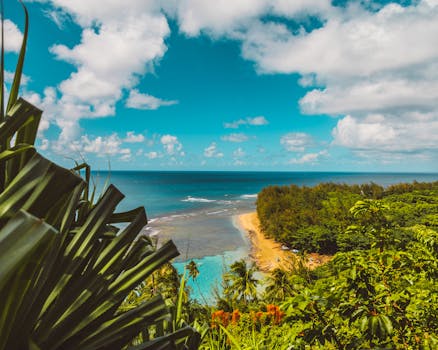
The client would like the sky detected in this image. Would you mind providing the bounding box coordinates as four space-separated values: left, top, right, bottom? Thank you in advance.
3 0 438 171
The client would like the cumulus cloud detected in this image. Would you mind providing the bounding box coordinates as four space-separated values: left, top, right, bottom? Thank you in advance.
124 131 145 143
221 133 249 142
224 116 269 128
23 0 438 164
4 20 23 52
39 139 50 151
332 114 438 153
51 133 132 161
204 142 224 158
145 151 161 159
126 89 178 110
30 1 171 146
172 0 438 161
175 0 332 37
160 134 183 155
175 0 268 37
289 150 328 164
280 132 314 152
299 75 438 116
241 2 438 77
82 134 123 154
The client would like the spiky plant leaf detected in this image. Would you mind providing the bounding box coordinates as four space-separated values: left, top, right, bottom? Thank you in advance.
0 1 200 348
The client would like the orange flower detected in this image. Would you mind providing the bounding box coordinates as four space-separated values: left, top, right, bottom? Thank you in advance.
265 305 284 324
222 312 230 327
211 310 232 328
211 310 226 328
231 309 240 324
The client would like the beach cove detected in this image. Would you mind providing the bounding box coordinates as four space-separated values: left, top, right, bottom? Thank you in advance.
94 171 438 301
235 212 332 272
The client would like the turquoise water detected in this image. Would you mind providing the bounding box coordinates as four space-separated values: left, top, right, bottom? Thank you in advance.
94 171 438 302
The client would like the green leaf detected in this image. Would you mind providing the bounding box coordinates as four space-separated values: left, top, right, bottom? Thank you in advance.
6 1 29 113
0 210 56 291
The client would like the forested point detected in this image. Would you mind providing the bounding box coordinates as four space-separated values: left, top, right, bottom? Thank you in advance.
256 181 438 254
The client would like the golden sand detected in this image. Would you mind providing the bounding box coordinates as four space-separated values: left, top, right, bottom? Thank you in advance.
236 212 331 272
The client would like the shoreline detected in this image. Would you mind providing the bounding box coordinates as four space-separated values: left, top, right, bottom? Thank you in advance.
234 212 296 272
235 212 332 272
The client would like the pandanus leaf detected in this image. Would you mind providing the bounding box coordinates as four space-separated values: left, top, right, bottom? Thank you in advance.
0 1 197 348
6 0 29 114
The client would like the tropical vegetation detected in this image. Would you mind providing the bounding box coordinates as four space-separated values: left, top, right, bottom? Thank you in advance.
0 2 199 349
1 2 437 349
196 187 438 349
256 181 438 254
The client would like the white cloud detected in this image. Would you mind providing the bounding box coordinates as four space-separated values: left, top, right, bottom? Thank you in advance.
289 150 328 164
145 151 161 159
175 0 332 37
23 0 438 164
173 0 438 160
82 134 123 155
204 142 224 158
175 0 268 37
299 75 438 116
280 132 314 152
4 71 30 85
248 116 269 126
160 134 183 155
30 1 171 146
44 1 163 27
39 139 50 151
221 133 249 142
50 133 132 160
224 116 268 128
233 147 245 157
124 131 145 143
4 20 23 52
126 89 178 110
241 2 438 77
332 114 438 153
119 148 132 161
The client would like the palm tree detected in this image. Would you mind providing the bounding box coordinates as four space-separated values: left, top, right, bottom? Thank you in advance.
225 259 259 307
186 260 200 280
264 268 295 302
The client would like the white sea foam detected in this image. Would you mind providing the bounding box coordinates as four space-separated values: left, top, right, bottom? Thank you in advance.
218 200 234 205
155 211 200 223
206 209 229 215
240 194 258 199
182 196 216 203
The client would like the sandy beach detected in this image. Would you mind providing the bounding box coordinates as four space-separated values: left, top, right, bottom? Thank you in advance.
236 212 331 272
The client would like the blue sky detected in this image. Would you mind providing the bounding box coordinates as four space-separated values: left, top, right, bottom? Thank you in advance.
4 0 438 171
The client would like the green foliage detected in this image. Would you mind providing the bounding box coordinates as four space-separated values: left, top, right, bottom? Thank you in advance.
223 259 259 309
200 193 438 349
257 181 438 254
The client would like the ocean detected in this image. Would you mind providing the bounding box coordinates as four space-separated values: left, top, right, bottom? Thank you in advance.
93 171 438 302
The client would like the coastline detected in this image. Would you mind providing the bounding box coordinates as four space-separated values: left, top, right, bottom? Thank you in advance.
234 212 296 272
235 212 332 272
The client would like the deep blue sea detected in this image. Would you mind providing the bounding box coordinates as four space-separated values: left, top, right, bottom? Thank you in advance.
93 171 438 301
